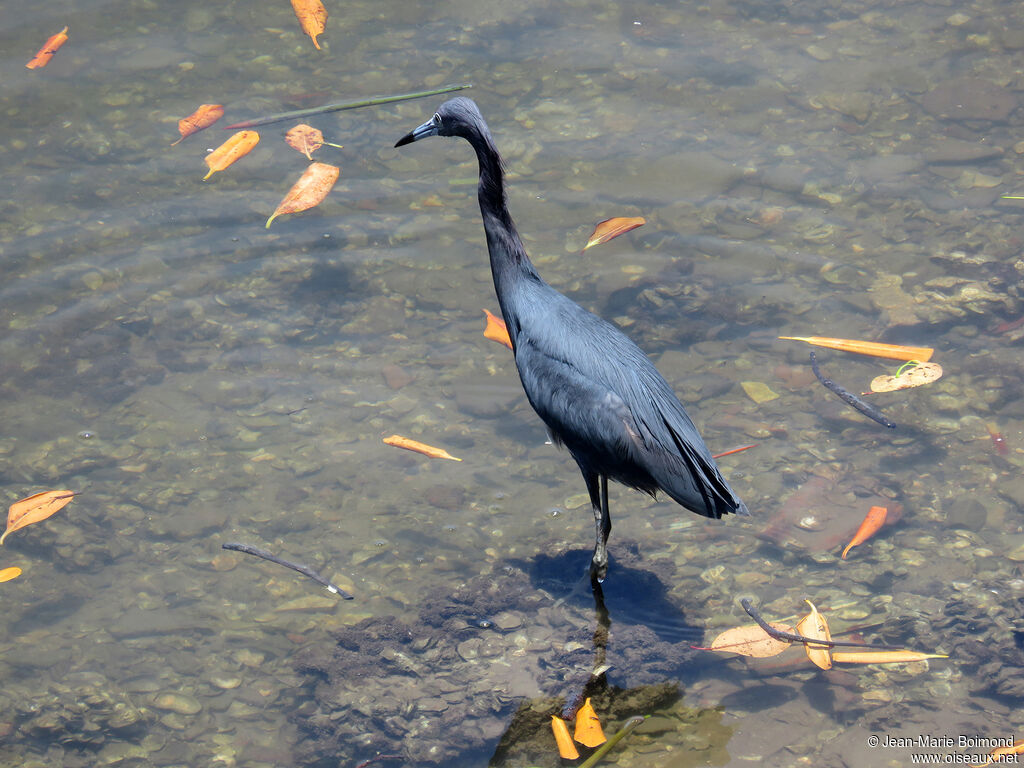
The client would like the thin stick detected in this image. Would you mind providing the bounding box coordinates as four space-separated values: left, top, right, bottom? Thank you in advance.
223 84 473 129
222 542 353 599
578 716 645 768
711 443 758 459
739 598 904 650
810 352 897 429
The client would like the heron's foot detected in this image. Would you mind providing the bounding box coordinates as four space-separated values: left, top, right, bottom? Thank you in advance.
589 554 608 584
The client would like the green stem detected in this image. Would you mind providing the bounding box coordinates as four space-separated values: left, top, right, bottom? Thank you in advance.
895 360 920 377
223 84 472 129
577 716 645 768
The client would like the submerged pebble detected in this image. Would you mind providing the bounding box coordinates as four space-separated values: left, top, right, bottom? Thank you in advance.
152 692 201 715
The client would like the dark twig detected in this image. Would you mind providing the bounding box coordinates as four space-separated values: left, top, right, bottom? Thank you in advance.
740 598 905 650
222 542 353 599
810 352 897 429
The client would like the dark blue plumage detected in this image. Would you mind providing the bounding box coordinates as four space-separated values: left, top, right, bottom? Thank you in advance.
396 97 748 582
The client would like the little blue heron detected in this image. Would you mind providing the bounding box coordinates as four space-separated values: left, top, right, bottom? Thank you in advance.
396 97 749 583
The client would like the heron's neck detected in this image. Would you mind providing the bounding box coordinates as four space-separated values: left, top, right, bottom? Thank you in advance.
467 130 540 303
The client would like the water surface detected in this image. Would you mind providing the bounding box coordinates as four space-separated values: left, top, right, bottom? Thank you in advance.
1 0 1022 766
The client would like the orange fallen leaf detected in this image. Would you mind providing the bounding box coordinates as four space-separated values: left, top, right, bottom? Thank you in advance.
796 599 832 670
972 739 1024 767
291 0 328 49
708 622 793 658
382 435 461 462
284 124 343 160
26 26 68 69
172 104 225 146
266 162 339 227
573 697 607 748
841 505 887 559
204 130 260 180
831 650 948 664
2 490 75 545
778 336 933 362
0 566 22 583
551 716 580 760
869 361 943 393
583 216 646 251
483 309 512 350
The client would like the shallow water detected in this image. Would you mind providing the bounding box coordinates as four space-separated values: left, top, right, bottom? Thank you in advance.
1 0 1023 766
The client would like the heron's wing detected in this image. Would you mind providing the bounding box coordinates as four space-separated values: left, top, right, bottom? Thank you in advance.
513 334 651 476
623 362 749 518
513 293 747 518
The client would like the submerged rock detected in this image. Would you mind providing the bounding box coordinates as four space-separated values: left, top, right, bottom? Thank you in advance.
920 78 1018 122
292 549 703 765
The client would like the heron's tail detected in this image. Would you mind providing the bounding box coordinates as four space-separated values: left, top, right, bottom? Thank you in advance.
655 416 749 519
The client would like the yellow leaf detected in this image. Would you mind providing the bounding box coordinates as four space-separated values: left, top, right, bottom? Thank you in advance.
203 130 260 180
740 381 779 404
583 216 646 251
172 104 224 146
796 599 832 670
266 162 339 227
573 698 606 748
0 566 22 583
832 650 948 664
2 490 75 545
382 435 461 461
284 124 342 159
869 361 943 392
708 622 793 658
291 0 328 49
778 336 933 362
551 716 579 760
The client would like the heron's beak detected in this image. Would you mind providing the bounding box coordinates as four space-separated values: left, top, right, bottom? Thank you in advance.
395 118 438 147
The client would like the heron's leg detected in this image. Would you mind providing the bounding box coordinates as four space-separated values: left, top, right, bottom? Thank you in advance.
585 473 612 584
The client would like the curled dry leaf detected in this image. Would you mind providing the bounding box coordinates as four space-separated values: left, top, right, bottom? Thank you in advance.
795 600 832 670
266 162 339 227
0 566 22 583
708 622 793 658
870 361 943 393
483 308 512 350
284 124 342 160
778 336 933 362
583 216 646 251
573 697 607 748
291 0 328 49
831 650 948 664
551 716 579 760
841 505 887 559
204 130 259 180
382 435 461 462
26 26 68 69
972 739 1024 767
2 490 75 545
172 104 224 146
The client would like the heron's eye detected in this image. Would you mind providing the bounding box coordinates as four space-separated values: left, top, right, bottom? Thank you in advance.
433 113 441 124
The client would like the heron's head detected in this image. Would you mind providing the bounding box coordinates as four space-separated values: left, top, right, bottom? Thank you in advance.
395 97 487 147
